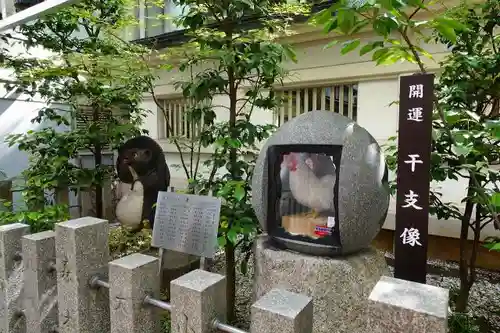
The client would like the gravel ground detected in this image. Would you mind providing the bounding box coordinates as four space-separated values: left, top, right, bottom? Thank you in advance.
422 259 500 333
211 249 500 332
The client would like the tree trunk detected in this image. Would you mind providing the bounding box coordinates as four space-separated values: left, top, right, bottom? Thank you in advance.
92 106 104 219
94 143 103 219
457 204 482 312
226 59 238 323
456 179 475 312
93 147 103 219
455 285 471 313
225 242 236 323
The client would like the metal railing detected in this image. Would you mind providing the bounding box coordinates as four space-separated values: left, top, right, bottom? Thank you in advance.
89 275 248 333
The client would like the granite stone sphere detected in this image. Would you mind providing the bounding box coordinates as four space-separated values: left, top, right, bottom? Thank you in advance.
252 110 390 255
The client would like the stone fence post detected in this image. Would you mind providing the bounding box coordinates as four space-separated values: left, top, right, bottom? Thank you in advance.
0 223 30 333
170 269 226 333
367 276 449 333
109 253 160 333
22 231 58 333
56 217 110 333
251 289 313 333
169 269 313 333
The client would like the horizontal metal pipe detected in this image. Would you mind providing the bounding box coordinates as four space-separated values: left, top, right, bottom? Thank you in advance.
95 279 109 289
89 276 109 289
47 262 57 273
212 319 248 333
143 296 172 312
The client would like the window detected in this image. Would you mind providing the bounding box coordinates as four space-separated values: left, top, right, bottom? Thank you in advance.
1 0 15 18
275 83 358 127
75 107 113 132
145 0 165 38
127 0 184 40
13 0 43 13
74 106 129 151
157 98 201 140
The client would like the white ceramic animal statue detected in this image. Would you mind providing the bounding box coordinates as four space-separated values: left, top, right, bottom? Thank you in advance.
115 165 144 230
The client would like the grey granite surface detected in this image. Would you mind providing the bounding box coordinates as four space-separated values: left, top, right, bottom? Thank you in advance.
22 231 58 333
109 253 160 333
254 236 389 333
55 217 110 333
170 269 226 333
251 110 390 254
0 223 29 333
251 288 313 333
367 276 449 333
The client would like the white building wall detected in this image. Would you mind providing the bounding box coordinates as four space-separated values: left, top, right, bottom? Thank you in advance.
0 34 71 206
144 28 499 241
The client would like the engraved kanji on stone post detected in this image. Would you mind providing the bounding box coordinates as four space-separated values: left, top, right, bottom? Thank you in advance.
394 73 434 283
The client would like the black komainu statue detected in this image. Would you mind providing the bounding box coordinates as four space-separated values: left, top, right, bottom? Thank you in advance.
115 136 170 230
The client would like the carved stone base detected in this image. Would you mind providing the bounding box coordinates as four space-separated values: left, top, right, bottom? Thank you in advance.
254 235 389 333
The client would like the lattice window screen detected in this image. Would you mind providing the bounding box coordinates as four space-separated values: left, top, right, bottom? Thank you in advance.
74 106 129 151
74 107 113 132
275 83 358 127
157 98 202 140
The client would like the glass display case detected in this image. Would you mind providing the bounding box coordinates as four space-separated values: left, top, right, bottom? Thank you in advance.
266 144 343 256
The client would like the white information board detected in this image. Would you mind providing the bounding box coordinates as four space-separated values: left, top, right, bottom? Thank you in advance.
152 192 221 258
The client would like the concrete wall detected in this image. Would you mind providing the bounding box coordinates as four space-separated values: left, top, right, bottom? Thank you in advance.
0 36 75 209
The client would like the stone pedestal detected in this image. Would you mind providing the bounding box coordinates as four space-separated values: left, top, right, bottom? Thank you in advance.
254 236 389 333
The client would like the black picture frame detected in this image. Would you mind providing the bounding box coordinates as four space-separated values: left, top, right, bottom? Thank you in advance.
266 144 343 255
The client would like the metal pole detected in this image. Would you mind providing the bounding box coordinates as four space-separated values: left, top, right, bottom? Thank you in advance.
89 274 246 333
89 276 110 289
212 319 249 333
143 295 172 312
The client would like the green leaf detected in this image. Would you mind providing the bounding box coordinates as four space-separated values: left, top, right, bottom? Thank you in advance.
372 48 390 62
485 120 500 139
341 39 361 54
359 41 384 56
491 193 500 209
374 48 402 65
378 0 395 11
226 229 238 245
451 144 472 157
413 46 434 60
312 8 332 25
282 44 297 63
444 110 461 125
322 18 338 33
434 16 468 31
435 24 457 43
233 185 245 201
217 236 227 247
323 39 339 50
464 110 480 122
484 242 500 252
337 8 355 34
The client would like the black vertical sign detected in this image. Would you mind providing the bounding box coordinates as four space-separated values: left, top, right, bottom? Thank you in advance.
394 73 434 284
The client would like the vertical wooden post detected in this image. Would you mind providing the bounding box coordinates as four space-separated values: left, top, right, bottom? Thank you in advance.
394 73 434 283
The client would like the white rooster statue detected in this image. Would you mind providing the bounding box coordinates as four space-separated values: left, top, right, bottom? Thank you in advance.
282 152 337 217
